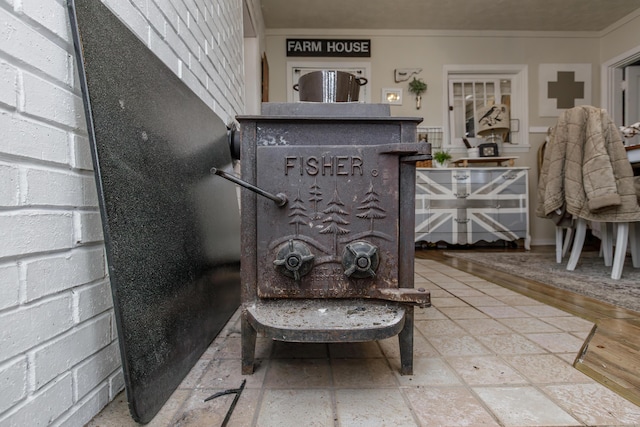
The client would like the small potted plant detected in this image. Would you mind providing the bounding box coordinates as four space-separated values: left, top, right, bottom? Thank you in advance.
432 149 452 168
408 77 427 109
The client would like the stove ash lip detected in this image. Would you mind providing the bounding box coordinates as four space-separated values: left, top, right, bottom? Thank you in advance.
245 298 407 333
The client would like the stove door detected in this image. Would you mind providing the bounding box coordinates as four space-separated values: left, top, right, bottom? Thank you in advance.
256 144 401 298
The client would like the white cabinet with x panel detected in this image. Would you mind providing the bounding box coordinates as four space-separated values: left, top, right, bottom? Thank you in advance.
415 167 530 249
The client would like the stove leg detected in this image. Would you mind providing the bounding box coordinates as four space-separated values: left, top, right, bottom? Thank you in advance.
241 313 256 375
398 306 414 375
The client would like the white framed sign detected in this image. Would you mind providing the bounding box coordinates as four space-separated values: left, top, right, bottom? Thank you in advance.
539 63 592 117
381 88 402 105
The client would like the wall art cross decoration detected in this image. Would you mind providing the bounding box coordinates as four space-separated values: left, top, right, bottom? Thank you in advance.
539 64 592 117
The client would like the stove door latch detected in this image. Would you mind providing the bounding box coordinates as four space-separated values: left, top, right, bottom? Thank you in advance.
273 239 315 281
342 241 379 279
210 167 288 207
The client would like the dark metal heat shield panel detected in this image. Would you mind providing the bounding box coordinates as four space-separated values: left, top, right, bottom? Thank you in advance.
68 0 241 422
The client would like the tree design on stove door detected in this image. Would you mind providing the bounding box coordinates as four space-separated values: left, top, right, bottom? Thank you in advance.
308 178 323 220
356 182 386 231
319 187 350 254
288 189 310 236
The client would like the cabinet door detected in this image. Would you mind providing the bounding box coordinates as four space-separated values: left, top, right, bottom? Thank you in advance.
457 169 494 244
493 169 528 234
415 170 433 236
415 169 460 243
415 170 454 242
467 169 528 242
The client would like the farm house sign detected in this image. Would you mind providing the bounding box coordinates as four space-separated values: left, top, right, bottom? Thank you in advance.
286 39 371 57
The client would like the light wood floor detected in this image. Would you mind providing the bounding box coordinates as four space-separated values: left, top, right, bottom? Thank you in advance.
417 247 640 407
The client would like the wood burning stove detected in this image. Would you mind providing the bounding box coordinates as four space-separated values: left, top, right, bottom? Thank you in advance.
216 103 430 375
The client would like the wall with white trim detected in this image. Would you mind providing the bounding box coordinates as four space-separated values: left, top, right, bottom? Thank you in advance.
264 13 640 246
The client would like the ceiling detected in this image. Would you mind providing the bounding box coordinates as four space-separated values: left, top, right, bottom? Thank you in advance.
260 0 640 32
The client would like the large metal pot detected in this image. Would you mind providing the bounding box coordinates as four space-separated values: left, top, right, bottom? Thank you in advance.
293 70 368 102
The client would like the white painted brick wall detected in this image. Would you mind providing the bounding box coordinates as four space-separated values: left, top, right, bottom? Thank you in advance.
0 295 74 362
0 356 27 414
74 280 113 323
0 60 17 108
73 211 104 244
22 72 85 129
0 163 19 206
0 212 74 258
74 341 121 400
0 114 70 164
0 10 72 86
24 247 105 301
0 0 248 425
0 264 20 311
33 314 112 389
1 374 74 427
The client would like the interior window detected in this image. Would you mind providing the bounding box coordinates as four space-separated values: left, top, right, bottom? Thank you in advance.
445 66 528 152
450 79 510 136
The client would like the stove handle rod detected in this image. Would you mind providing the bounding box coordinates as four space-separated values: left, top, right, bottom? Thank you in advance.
211 167 288 207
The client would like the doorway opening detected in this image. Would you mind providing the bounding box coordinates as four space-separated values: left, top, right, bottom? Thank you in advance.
602 45 640 146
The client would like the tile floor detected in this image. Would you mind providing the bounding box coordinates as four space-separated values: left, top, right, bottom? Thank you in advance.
88 259 640 426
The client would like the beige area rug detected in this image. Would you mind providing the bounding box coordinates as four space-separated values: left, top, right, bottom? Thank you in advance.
444 251 640 313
